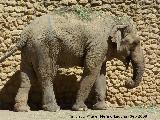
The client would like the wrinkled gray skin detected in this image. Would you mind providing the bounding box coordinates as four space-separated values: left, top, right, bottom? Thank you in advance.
0 12 144 112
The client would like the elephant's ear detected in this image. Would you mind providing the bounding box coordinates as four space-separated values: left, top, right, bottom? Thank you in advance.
110 25 128 51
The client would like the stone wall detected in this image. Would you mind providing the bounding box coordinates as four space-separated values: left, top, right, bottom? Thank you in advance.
0 0 159 109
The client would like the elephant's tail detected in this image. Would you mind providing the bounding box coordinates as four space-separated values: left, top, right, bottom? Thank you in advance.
0 32 28 63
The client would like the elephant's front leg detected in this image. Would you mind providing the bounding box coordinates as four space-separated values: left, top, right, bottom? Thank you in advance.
72 49 105 111
72 68 101 111
92 62 108 110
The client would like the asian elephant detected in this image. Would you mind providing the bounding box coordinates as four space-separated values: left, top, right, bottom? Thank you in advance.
0 9 144 112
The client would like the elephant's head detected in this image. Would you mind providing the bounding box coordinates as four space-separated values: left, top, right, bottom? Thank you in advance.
110 16 145 89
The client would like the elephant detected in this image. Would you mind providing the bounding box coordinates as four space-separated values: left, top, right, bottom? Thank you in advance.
0 9 144 112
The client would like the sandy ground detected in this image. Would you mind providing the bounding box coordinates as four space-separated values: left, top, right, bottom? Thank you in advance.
0 107 160 120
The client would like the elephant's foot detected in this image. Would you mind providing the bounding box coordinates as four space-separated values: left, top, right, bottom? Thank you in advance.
14 103 30 112
43 103 60 112
92 101 108 110
72 102 88 111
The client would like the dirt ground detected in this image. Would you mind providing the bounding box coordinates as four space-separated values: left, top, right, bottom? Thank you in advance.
0 107 160 120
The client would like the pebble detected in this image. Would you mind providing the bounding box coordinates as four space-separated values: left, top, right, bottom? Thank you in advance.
68 0 78 4
119 87 127 93
79 0 88 4
6 1 17 6
156 0 160 4
60 0 77 5
26 2 34 9
91 0 102 6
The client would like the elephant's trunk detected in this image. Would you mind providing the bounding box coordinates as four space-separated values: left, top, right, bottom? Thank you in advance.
125 43 145 89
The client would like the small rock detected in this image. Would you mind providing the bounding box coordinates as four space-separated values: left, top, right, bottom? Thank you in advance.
119 87 127 93
9 12 18 17
4 38 12 46
109 96 117 104
144 0 153 4
145 64 154 69
119 74 126 80
110 78 118 84
131 95 137 101
114 0 124 3
156 96 160 100
152 67 158 72
47 5 55 11
11 30 22 36
0 4 4 13
124 97 130 102
6 1 17 6
17 25 24 30
137 20 144 25
142 96 148 102
30 0 36 3
17 1 26 6
21 16 28 22
0 37 4 43
156 0 160 4
102 4 111 10
26 8 35 15
14 6 26 13
117 66 125 71
91 0 102 6
0 73 7 80
127 101 134 107
141 32 148 37
101 0 111 3
0 43 7 52
105 101 112 107
143 72 148 77
141 91 147 96
17 19 23 25
134 100 142 105
155 63 160 68
34 3 45 12
68 0 77 5
0 85 3 90
27 15 35 21
152 28 159 34
26 2 34 9
107 82 113 87
149 33 159 39
79 0 88 4
60 0 68 5
0 80 2 86
150 44 158 50
116 98 125 106
137 96 143 101
4 6 15 13
156 99 160 104
112 88 119 94
114 70 120 76
61 0 77 5
123 92 131 97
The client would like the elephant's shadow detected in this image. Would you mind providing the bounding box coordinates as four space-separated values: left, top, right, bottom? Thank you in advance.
0 70 94 111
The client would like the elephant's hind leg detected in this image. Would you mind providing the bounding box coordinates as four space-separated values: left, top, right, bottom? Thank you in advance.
14 60 33 112
35 45 60 112
92 62 108 110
